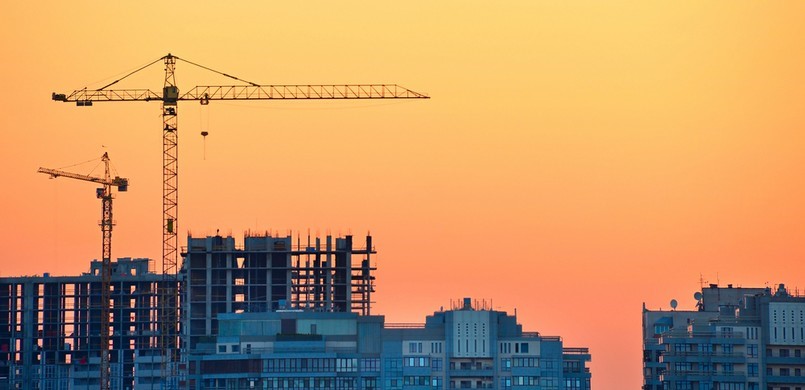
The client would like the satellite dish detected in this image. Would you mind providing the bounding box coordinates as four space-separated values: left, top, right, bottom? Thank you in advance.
694 292 703 301
670 299 678 310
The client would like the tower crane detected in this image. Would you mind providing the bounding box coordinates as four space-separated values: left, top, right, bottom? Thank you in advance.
51 53 429 388
38 152 128 390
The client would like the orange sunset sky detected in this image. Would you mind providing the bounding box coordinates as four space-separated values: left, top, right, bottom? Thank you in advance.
2 2 805 388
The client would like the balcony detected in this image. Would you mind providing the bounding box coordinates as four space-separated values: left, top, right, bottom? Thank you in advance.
659 331 745 345
765 356 805 365
661 370 746 382
659 351 745 364
766 375 805 385
449 368 494 378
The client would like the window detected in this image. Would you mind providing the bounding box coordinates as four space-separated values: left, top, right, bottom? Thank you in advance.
674 381 691 390
565 378 582 390
502 359 511 371
404 376 428 386
404 357 429 367
385 378 402 390
780 349 790 357
520 343 529 353
431 377 443 389
674 344 693 353
675 362 692 372
513 376 539 386
231 344 240 353
385 358 402 370
748 363 758 377
780 368 790 376
722 344 733 354
515 358 538 368
218 345 226 353
408 342 422 354
747 344 757 358
336 358 357 372
361 358 380 372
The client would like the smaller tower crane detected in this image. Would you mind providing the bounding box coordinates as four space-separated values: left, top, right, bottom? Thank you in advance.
38 152 128 390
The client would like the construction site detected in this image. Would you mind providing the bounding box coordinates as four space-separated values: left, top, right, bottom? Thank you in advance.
0 53 594 389
0 232 377 390
1 53 425 390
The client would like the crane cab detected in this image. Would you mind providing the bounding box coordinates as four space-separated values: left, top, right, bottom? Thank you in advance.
163 86 179 105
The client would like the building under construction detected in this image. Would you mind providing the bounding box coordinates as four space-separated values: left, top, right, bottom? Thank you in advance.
182 232 376 351
0 258 180 390
0 232 376 389
1 232 595 389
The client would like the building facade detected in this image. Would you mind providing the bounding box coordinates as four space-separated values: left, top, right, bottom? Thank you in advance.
187 297 591 389
643 284 805 390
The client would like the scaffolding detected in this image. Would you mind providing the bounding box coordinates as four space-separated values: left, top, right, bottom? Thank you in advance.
0 258 179 390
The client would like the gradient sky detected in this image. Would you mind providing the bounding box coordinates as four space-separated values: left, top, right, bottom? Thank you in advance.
2 2 805 388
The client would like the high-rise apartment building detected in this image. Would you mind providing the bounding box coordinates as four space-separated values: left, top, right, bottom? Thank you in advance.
642 284 805 390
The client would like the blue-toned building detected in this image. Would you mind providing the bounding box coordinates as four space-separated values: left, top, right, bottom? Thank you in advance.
186 298 591 389
643 284 805 390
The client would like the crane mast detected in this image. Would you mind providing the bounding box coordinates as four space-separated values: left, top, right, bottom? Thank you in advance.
38 153 128 390
160 54 181 386
52 53 429 388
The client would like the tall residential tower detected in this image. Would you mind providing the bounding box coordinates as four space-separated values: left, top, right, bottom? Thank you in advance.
643 284 805 390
